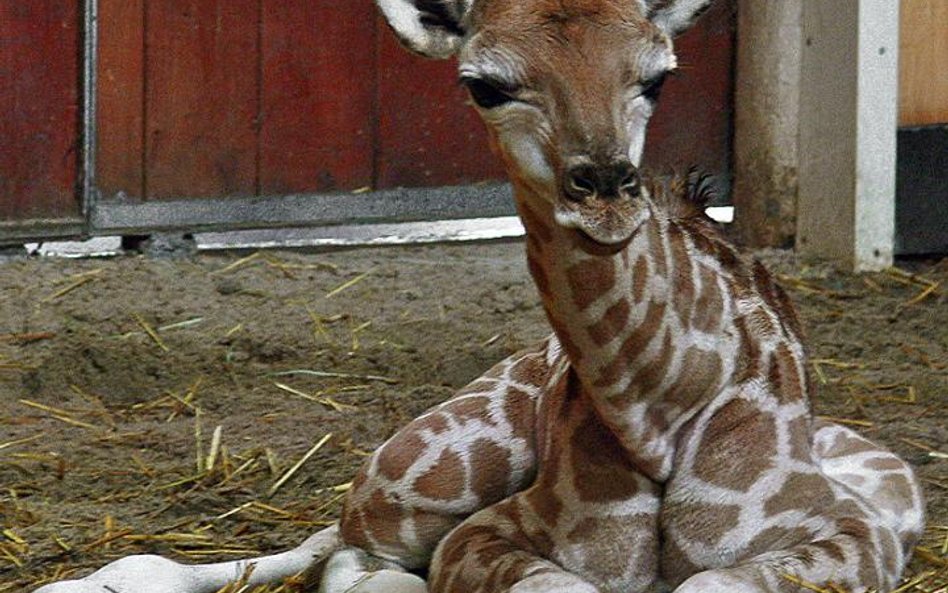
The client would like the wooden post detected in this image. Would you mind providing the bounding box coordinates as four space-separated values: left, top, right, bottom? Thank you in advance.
732 0 803 249
797 0 900 271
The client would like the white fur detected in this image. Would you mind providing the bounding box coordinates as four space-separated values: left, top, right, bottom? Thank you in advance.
33 526 341 593
648 0 713 37
375 0 471 58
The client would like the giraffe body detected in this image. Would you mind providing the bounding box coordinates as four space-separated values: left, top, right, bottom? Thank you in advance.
389 176 923 593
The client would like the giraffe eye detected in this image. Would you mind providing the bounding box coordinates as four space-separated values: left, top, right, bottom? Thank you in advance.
640 72 670 102
461 76 517 109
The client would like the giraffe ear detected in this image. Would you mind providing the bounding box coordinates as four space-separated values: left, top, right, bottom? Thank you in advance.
376 0 473 59
643 0 713 37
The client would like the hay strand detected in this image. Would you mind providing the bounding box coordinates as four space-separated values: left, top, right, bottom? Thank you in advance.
267 433 332 497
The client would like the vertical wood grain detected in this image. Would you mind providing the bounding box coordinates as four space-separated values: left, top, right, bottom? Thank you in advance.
899 0 948 127
144 0 259 200
375 16 505 189
0 1 81 221
259 0 375 194
97 0 145 200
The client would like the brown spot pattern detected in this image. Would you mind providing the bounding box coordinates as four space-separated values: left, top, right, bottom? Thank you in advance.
376 431 427 481
742 526 815 561
413 449 465 501
811 539 847 563
864 457 906 471
665 346 723 410
692 265 723 333
827 431 879 457
883 474 915 515
665 502 741 546
414 412 450 435
588 299 630 346
648 221 668 277
768 343 806 402
570 411 642 502
660 534 702 586
519 203 554 244
339 501 371 549
612 329 675 410
527 252 551 297
525 481 563 527
451 395 495 425
786 416 813 463
549 315 582 364
503 386 537 442
470 438 514 504
567 257 616 310
595 299 667 388
693 398 776 490
629 328 675 397
732 315 762 383
632 255 649 303
764 472 837 516
364 488 406 547
668 224 695 327
510 352 550 387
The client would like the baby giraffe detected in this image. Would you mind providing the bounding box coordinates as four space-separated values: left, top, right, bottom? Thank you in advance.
33 1 924 592
415 171 925 593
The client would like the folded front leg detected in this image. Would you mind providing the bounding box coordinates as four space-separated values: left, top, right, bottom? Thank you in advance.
674 521 906 593
429 500 601 593
429 390 662 593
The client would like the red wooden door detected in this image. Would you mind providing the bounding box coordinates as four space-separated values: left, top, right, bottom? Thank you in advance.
97 0 385 202
0 1 81 224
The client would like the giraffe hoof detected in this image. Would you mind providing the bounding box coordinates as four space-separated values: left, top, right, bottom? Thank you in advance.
673 569 762 593
32 555 192 593
318 549 426 593
347 570 427 593
508 573 600 593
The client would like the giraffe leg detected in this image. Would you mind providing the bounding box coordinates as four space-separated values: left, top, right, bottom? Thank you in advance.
319 338 561 591
668 424 922 593
315 548 426 593
428 501 601 593
672 518 907 593
428 389 661 593
812 420 925 545
32 526 341 593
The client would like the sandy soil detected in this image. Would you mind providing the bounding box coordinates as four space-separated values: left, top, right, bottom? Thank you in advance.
0 241 945 592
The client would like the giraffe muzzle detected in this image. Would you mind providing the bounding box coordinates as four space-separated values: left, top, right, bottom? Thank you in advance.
555 158 649 246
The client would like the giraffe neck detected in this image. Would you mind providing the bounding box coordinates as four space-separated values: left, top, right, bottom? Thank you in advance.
517 186 744 482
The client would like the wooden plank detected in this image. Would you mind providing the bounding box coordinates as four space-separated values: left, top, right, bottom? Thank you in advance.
731 0 801 248
375 16 505 189
144 0 259 200
798 0 899 271
899 0 948 127
0 1 81 222
643 0 735 177
259 0 375 195
97 0 145 200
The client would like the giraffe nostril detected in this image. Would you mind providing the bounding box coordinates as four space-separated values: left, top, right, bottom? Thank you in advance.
565 165 597 202
619 165 641 197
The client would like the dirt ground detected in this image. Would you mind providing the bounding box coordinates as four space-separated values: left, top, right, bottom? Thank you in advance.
0 240 945 592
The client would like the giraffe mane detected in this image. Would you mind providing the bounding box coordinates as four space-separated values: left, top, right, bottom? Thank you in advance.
644 167 718 225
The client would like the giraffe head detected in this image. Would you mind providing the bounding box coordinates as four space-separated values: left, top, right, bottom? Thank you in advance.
377 0 712 245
